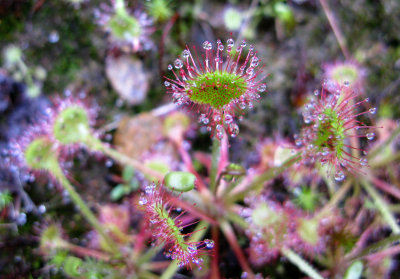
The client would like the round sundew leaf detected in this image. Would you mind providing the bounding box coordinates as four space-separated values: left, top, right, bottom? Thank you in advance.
24 137 59 172
53 106 92 145
164 171 196 192
64 256 83 277
344 261 363 279
297 218 319 246
187 71 247 110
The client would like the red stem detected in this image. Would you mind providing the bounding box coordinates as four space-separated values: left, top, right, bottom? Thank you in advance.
220 221 254 277
369 176 400 200
211 226 221 279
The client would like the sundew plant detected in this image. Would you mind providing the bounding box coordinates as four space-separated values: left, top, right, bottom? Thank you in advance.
1 0 400 278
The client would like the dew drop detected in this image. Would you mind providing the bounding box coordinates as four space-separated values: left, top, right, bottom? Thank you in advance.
105 160 113 168
334 170 345 182
38 204 46 214
202 41 212 50
343 81 350 87
257 83 266 92
164 81 170 87
168 64 173 70
240 40 246 48
250 56 259 67
17 213 27 225
216 131 224 140
182 49 190 59
187 244 197 254
227 38 234 48
174 59 183 69
225 114 233 124
202 117 209 125
322 147 330 156
204 239 215 248
218 44 224 51
313 89 319 96
369 107 377 115
366 132 375 140
229 123 239 138
239 102 246 109
359 158 368 166
246 67 254 75
214 114 221 122
139 196 148 205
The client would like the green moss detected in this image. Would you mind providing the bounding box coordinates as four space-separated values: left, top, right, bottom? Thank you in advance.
187 71 247 110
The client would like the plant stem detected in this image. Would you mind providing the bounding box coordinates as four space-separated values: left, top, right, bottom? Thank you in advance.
346 233 400 261
90 140 164 181
53 167 120 256
319 0 350 59
368 125 400 159
160 221 209 279
281 247 325 279
361 180 400 234
229 153 301 202
316 179 352 220
220 221 254 277
209 135 221 193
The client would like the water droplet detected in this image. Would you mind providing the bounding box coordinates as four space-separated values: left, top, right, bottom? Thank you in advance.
322 148 330 156
240 40 246 48
202 41 212 50
216 131 224 140
257 83 266 92
214 114 221 122
218 44 224 51
168 64 173 70
369 107 377 115
304 116 311 124
239 102 246 109
225 114 233 124
105 160 113 167
164 81 170 87
250 56 259 67
365 98 370 103
145 183 156 194
334 170 345 181
246 67 254 75
139 196 147 205
229 123 239 138
182 49 190 59
227 38 234 48
48 30 59 43
366 132 375 140
187 244 197 254
241 272 249 279
174 59 183 69
343 81 350 87
359 158 368 166
17 213 27 225
202 117 209 124
38 204 46 214
313 89 319 96
204 239 215 248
